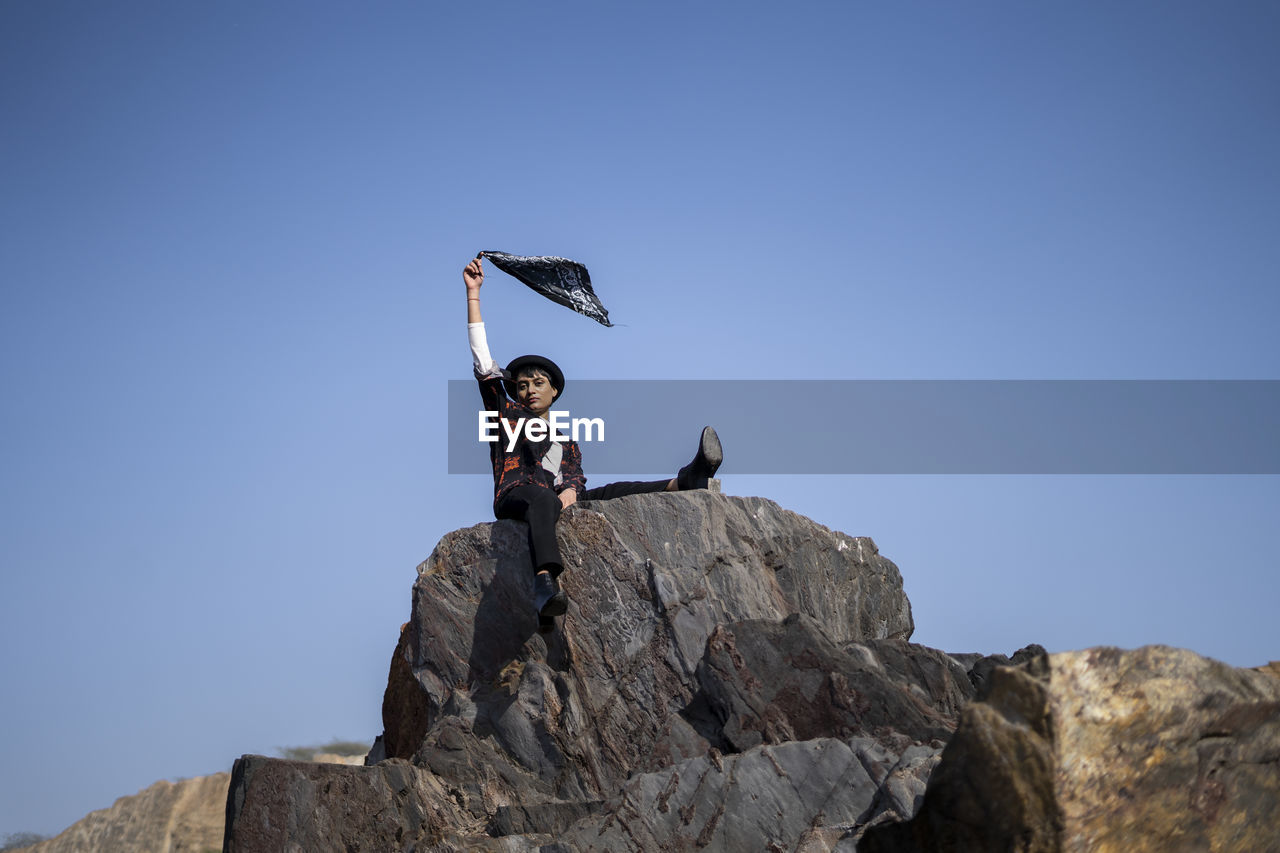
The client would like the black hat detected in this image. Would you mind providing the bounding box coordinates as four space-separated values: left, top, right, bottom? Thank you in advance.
503 355 565 401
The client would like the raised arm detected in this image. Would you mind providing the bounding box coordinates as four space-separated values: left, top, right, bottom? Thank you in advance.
465 256 503 381
464 256 484 324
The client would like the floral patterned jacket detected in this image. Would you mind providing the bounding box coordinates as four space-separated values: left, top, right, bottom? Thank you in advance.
477 371 586 512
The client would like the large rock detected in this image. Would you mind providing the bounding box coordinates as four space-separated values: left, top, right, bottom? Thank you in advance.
27 772 228 853
222 756 475 852
384 491 918 804
861 645 1280 853
225 491 962 851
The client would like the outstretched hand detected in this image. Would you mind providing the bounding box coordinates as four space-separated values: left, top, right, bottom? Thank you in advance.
464 257 484 292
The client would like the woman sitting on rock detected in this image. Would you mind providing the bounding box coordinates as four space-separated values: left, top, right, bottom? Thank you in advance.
463 256 722 629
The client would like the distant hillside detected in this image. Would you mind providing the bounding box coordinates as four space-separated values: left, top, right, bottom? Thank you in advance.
23 743 369 853
25 773 228 853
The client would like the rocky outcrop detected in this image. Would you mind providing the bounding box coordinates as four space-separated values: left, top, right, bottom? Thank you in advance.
226 491 966 851
861 645 1280 853
222 490 1280 851
28 772 229 853
384 492 917 789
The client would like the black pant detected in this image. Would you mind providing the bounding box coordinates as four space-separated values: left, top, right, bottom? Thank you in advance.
495 480 670 576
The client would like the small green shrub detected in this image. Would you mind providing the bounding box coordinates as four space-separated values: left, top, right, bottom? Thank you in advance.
277 738 371 762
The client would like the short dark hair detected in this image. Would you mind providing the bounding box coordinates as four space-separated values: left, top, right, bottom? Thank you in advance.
515 365 553 383
515 366 558 396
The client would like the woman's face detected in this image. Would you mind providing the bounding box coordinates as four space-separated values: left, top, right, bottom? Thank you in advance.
516 370 557 416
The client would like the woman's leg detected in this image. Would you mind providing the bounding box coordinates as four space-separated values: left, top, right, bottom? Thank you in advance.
582 480 674 501
586 427 723 501
494 485 564 576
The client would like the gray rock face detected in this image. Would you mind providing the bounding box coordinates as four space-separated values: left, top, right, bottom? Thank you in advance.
386 492 920 802
222 756 474 852
692 616 969 754
556 735 952 853
226 491 958 851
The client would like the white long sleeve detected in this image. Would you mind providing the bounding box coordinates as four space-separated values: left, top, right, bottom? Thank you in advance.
468 321 501 377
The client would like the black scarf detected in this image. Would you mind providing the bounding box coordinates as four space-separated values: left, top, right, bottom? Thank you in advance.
479 250 613 327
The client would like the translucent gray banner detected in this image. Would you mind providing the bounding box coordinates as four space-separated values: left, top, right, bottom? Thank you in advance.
447 380 1280 474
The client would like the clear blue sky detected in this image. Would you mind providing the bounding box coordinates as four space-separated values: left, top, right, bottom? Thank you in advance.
3 0 1278 839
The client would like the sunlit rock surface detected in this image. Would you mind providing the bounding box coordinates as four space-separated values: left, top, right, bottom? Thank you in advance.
861 645 1280 853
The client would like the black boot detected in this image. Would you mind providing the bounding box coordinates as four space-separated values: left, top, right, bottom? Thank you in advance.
534 571 568 617
537 611 556 635
676 426 723 491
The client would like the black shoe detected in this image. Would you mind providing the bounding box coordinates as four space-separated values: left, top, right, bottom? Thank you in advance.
534 572 568 617
677 426 723 491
